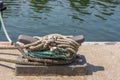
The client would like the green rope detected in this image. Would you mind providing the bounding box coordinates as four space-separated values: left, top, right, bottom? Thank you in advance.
24 48 73 60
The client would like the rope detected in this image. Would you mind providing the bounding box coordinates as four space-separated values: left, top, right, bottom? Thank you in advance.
0 12 12 42
0 43 77 66
20 34 80 63
0 34 80 65
23 34 80 57
0 46 17 49
0 55 76 66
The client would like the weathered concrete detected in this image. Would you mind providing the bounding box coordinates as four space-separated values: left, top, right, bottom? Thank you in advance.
0 42 120 80
15 55 87 76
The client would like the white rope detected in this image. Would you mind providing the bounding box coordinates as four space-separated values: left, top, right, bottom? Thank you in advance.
0 12 12 42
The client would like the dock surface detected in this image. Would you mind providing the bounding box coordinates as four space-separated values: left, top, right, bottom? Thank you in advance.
0 42 120 80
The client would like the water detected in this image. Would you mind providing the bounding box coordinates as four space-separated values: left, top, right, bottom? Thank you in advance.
0 0 120 42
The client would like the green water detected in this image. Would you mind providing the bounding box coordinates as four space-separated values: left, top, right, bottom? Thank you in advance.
0 0 120 41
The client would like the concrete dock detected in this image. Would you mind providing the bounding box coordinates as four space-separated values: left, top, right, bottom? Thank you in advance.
0 42 120 80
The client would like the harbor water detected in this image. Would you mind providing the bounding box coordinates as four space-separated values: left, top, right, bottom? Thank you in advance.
0 0 120 42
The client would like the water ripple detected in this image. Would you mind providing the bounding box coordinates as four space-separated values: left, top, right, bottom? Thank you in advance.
1 0 120 41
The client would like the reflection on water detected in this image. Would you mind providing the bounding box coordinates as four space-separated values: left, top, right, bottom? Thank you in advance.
4 0 120 20
69 0 90 22
3 0 21 17
0 0 120 41
30 0 52 13
69 0 120 21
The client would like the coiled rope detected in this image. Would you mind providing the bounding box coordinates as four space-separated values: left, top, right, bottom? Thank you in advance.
0 34 80 66
24 34 79 53
0 12 12 42
18 34 80 65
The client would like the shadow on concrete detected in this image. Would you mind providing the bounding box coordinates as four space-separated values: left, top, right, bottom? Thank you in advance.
79 54 105 75
75 55 104 75
86 63 104 75
0 64 15 70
